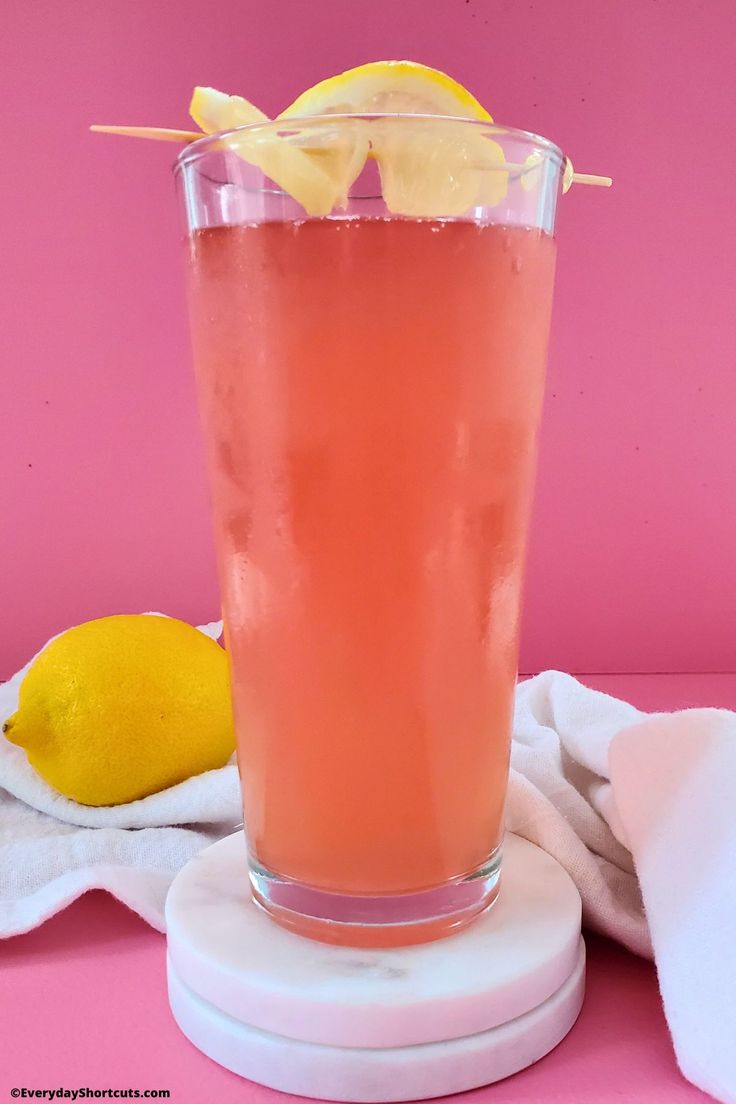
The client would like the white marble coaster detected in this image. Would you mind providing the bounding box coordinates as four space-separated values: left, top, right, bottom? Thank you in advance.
165 832 585 1099
168 940 585 1102
166 832 583 1048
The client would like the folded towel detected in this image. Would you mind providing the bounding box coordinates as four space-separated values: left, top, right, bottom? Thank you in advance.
508 670 736 1104
1 632 734 1102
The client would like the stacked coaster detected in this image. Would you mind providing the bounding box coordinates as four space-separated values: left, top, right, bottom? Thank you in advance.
166 833 585 1102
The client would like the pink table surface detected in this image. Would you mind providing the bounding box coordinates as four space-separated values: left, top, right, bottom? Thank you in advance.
2 674 733 1104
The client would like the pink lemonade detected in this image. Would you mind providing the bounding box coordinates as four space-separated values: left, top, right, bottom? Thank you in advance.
187 216 556 941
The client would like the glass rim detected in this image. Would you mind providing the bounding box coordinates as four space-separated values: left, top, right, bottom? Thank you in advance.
174 112 565 175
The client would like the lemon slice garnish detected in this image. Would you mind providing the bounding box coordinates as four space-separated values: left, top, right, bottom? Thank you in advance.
279 60 492 121
189 86 368 216
280 61 503 217
367 117 506 217
190 86 269 131
94 62 611 210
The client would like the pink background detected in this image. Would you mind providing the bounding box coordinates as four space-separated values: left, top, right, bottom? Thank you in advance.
2 0 735 678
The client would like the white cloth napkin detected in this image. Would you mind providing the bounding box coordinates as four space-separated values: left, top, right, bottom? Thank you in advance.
508 670 736 1104
1 635 734 1102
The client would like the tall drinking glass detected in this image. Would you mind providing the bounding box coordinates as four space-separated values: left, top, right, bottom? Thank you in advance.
176 116 563 946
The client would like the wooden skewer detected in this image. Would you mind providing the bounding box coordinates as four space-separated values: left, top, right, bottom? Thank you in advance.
90 125 202 143
562 157 611 191
515 155 612 190
90 126 612 189
571 172 612 187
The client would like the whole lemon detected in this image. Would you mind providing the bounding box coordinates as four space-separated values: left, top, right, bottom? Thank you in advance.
2 615 235 806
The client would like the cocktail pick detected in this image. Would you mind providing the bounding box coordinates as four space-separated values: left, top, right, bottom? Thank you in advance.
90 125 612 190
90 125 201 142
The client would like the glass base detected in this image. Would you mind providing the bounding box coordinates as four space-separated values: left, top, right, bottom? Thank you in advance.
249 847 502 948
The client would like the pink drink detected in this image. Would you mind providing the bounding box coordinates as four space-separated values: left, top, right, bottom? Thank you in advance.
186 215 556 942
